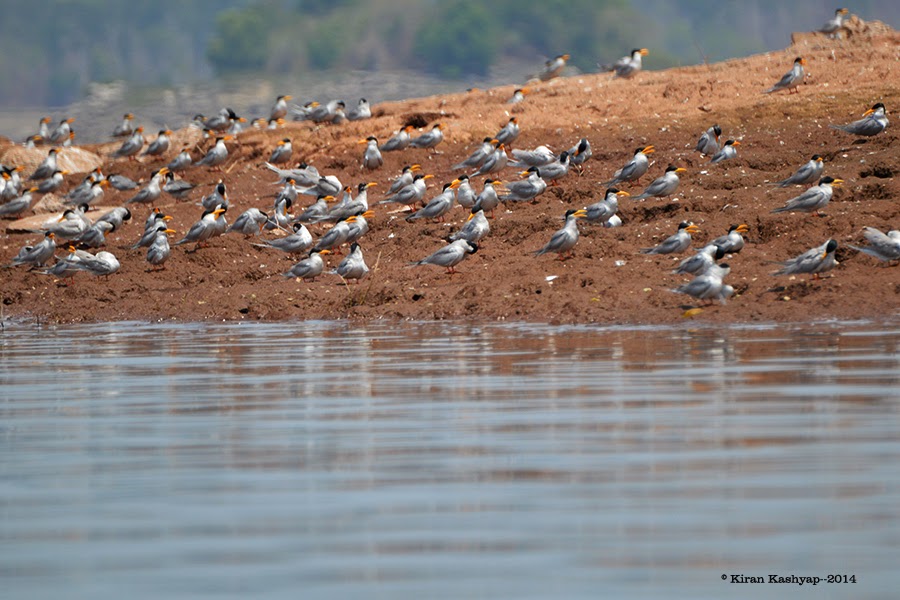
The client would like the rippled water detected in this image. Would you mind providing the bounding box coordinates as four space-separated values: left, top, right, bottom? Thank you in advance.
1 320 899 599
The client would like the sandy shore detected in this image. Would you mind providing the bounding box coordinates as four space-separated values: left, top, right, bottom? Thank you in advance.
1 24 898 325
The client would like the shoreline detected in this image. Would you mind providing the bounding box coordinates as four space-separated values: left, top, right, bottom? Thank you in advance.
2 312 897 331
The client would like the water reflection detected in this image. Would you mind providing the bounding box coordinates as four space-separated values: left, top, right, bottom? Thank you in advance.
1 320 898 599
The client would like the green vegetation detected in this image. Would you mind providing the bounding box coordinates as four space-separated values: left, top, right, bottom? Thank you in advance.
414 1 497 78
207 7 271 73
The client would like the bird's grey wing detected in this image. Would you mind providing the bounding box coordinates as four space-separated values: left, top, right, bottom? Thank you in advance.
540 229 570 254
772 70 795 88
676 277 715 298
614 159 639 181
842 117 882 136
790 188 824 210
783 163 813 186
695 132 711 152
710 149 728 163
423 245 460 266
651 236 680 254
640 177 668 197
709 234 730 247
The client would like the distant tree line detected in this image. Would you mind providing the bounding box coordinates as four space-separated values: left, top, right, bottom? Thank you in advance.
204 0 667 78
0 0 895 107
0 0 250 106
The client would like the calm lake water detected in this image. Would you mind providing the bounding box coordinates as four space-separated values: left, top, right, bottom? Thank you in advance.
1 320 898 599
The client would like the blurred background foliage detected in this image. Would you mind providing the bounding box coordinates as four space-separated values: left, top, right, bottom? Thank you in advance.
0 0 895 107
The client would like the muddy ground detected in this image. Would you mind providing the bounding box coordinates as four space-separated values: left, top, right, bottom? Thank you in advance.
1 22 898 325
